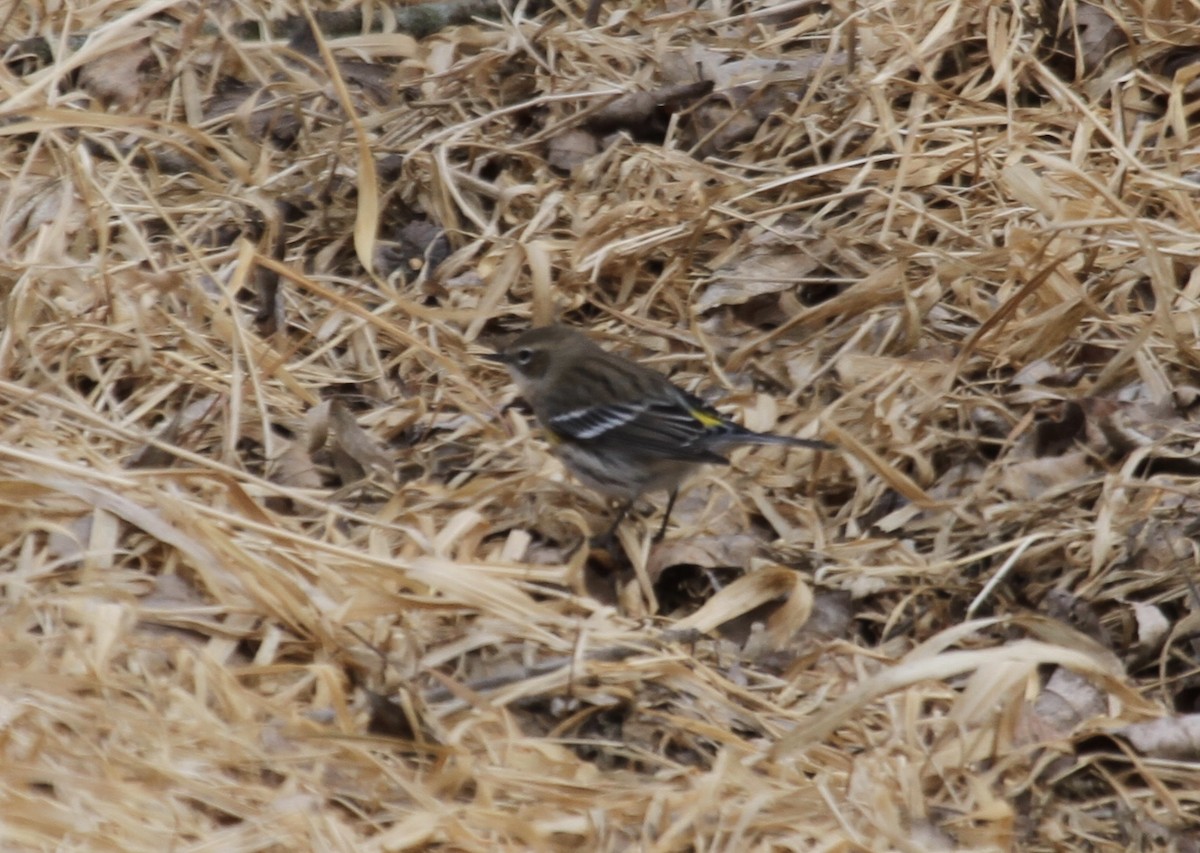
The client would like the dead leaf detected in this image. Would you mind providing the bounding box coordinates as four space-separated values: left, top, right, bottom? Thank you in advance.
648 534 759 580
1120 715 1200 760
1130 602 1170 660
997 451 1092 501
700 230 837 312
697 249 821 312
205 79 302 149
1059 4 1126 75
671 564 812 648
269 402 332 490
1023 668 1108 742
1012 358 1085 388
1041 589 1111 648
547 128 600 173
330 400 393 482
127 392 217 469
304 400 332 455
585 80 714 135
80 40 156 108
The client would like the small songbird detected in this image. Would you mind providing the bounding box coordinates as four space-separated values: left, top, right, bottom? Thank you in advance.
485 325 832 541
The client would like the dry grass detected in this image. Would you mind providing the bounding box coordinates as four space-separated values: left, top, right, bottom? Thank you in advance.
2 0 1200 848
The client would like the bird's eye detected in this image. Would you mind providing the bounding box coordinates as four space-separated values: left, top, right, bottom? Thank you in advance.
515 348 534 365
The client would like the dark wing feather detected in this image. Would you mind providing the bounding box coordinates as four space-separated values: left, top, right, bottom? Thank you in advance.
548 402 644 440
549 392 730 464
540 357 736 463
612 399 731 463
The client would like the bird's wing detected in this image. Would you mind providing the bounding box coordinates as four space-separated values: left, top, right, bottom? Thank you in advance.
548 395 730 464
548 402 644 440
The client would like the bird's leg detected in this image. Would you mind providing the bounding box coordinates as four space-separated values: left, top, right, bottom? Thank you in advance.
654 488 679 543
589 498 634 551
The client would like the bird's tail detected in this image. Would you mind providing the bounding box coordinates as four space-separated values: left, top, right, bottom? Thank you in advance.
756 433 833 451
726 425 833 451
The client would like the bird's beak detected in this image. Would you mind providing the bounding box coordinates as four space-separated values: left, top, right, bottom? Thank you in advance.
481 351 508 365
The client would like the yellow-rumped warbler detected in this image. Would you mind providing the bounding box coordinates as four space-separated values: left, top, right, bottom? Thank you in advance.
486 325 832 541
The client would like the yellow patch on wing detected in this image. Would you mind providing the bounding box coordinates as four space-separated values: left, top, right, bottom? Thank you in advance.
688 408 725 428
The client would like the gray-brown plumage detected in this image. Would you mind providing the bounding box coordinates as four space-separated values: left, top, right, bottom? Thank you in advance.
486 325 831 540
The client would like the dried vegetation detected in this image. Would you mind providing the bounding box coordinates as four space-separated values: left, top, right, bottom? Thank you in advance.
3 0 1200 848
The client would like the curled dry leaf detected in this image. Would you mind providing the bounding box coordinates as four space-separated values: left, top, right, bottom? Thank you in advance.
1080 397 1200 473
670 49 846 155
1059 3 1127 74
697 246 821 312
1130 602 1170 659
1041 588 1111 648
996 450 1092 501
79 39 156 108
0 176 87 250
331 400 393 481
547 128 600 173
1012 358 1085 387
1024 668 1108 743
270 402 332 490
1119 716 1200 760
671 564 813 649
126 393 217 469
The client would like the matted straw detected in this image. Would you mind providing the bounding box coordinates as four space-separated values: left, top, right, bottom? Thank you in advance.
1 0 1198 847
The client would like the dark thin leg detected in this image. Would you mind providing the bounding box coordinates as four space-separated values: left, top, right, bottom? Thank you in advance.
654 488 679 542
591 498 634 550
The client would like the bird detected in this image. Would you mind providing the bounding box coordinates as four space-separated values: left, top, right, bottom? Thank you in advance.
485 325 832 542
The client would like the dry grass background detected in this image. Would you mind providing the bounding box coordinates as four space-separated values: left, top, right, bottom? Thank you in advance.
3 0 1200 848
